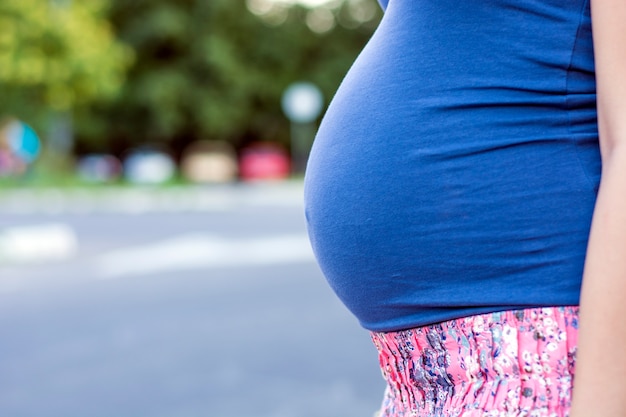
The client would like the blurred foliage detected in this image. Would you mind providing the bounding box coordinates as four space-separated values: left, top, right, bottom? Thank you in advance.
0 0 132 131
1 0 381 157
75 0 381 157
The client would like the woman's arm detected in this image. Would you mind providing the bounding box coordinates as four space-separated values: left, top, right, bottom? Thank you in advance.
570 0 626 415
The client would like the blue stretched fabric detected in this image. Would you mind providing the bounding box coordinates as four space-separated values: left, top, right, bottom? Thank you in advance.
304 0 600 332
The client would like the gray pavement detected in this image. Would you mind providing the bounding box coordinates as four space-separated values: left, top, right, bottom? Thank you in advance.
0 182 385 417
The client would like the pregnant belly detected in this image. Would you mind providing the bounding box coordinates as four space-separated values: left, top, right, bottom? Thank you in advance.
303 61 597 328
301 0 599 331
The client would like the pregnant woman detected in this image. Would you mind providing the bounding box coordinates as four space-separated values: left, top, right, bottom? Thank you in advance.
304 0 626 415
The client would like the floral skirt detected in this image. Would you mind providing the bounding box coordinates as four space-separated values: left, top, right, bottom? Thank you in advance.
370 307 579 417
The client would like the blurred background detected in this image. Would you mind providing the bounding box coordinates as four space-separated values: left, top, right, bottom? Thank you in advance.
0 0 386 416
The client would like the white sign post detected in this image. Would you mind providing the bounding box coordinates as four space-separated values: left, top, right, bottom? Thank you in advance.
281 82 324 174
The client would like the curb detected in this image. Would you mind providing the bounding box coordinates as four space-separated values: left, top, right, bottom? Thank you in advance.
0 182 304 214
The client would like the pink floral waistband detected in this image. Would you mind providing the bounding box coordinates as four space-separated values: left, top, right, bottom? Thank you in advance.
370 307 579 417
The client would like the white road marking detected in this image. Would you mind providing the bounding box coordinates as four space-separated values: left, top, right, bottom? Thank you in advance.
94 234 315 279
0 223 78 264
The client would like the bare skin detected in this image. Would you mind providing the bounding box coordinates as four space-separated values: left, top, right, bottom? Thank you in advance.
570 0 626 415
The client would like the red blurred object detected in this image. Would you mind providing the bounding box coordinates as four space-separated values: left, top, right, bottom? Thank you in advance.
239 143 291 181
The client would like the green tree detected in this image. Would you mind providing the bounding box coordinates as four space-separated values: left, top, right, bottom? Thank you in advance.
0 0 132 131
75 0 381 157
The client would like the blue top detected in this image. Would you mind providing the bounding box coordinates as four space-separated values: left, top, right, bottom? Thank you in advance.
304 0 600 332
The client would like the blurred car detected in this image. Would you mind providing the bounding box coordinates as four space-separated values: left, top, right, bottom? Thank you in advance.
239 143 290 181
123 147 176 185
180 140 238 183
77 154 122 183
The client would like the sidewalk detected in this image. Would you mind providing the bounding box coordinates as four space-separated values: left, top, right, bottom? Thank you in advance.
0 181 305 214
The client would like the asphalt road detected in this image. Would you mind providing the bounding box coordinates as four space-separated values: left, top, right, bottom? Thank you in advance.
0 183 385 417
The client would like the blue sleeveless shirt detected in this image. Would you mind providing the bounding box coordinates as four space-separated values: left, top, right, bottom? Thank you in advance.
304 0 600 332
